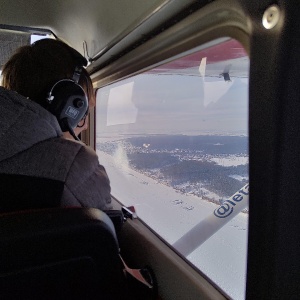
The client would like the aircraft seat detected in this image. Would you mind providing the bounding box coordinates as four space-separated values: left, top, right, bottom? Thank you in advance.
0 207 128 300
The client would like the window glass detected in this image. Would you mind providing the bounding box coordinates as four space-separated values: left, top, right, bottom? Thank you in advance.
96 37 249 300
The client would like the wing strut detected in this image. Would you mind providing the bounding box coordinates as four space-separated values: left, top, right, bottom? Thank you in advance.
172 184 249 256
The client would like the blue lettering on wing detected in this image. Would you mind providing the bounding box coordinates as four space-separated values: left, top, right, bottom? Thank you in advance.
214 203 234 218
213 185 249 218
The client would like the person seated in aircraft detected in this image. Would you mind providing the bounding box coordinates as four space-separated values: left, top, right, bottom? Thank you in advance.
0 38 112 211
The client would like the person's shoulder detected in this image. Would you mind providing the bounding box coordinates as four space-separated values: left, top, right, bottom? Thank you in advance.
41 137 84 154
63 139 109 190
33 138 97 170
55 138 99 167
65 139 97 157
46 137 90 151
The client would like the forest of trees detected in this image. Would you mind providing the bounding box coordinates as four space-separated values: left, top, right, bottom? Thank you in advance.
97 135 249 199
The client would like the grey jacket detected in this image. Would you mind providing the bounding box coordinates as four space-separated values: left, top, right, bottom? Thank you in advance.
0 87 112 210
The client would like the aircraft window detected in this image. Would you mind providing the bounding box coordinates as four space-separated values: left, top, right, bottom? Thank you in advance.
30 34 53 44
96 37 249 300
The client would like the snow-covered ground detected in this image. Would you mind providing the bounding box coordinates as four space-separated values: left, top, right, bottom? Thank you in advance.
210 155 248 167
97 149 248 300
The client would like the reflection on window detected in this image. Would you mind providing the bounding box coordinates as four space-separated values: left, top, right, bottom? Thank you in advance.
96 37 249 300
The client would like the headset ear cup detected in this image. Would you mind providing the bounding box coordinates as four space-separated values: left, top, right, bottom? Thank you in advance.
47 80 88 132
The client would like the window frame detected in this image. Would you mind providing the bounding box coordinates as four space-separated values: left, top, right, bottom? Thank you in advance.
91 1 251 298
95 36 250 300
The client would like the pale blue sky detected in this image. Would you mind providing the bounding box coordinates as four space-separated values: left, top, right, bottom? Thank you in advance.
96 73 249 136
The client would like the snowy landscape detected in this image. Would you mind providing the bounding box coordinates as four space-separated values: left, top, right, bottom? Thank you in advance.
97 134 249 300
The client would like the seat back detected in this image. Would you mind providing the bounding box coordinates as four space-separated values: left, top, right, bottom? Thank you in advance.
0 207 127 299
0 173 63 212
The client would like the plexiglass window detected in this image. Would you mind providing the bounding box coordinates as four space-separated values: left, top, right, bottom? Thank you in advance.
96 37 249 300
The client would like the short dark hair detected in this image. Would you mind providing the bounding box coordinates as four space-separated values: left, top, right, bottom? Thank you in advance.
1 38 94 108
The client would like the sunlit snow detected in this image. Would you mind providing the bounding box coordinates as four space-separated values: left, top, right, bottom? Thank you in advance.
210 156 248 167
97 149 248 300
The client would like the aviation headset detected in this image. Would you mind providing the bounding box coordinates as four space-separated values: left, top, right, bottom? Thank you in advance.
32 39 89 139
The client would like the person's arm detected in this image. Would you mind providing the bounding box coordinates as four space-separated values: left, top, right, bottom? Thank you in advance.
61 145 113 210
